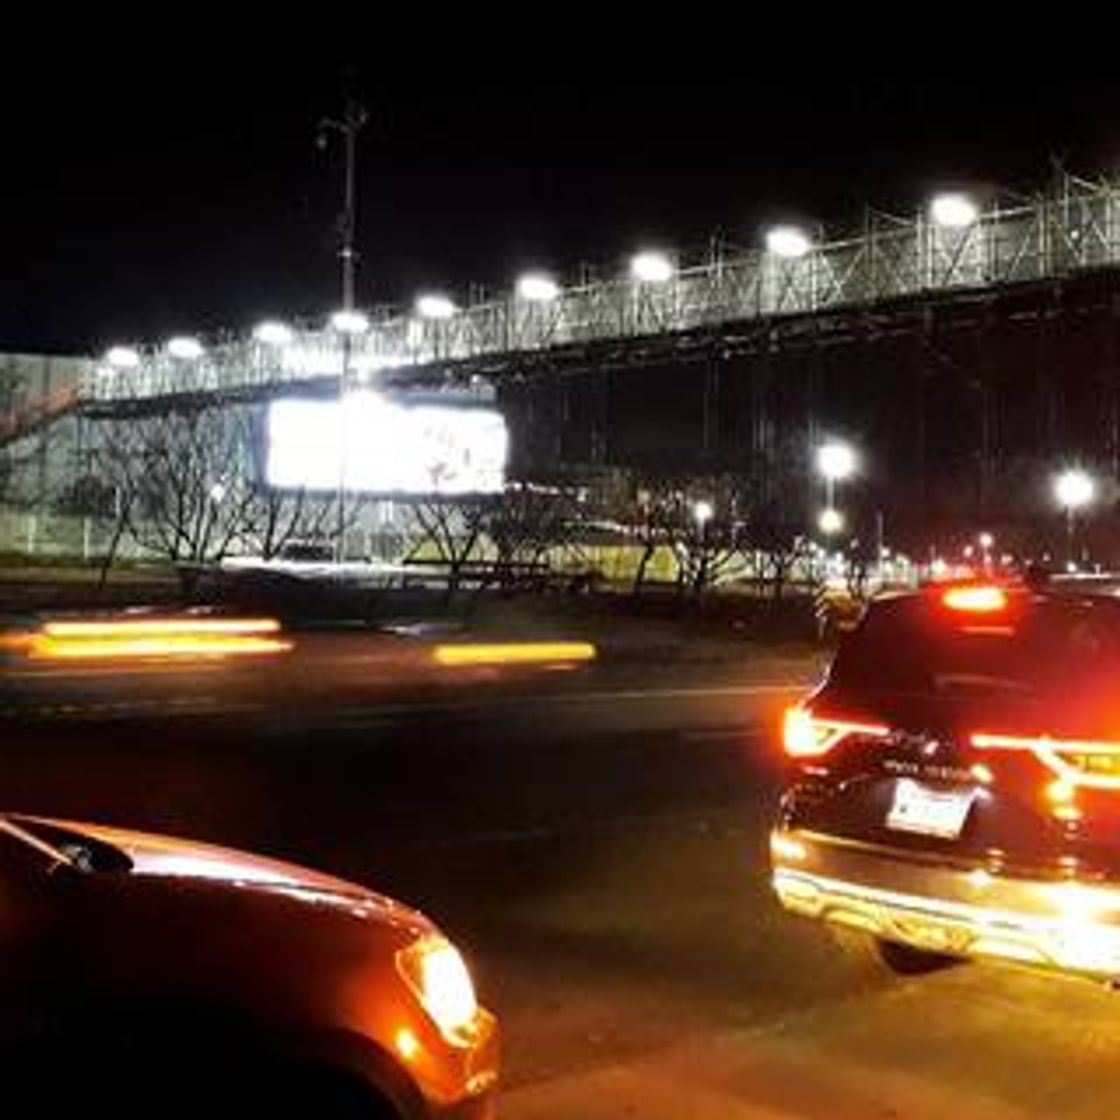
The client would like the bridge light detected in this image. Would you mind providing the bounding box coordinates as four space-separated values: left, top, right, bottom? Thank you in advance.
516 273 560 302
253 320 294 346
765 226 812 259
630 251 674 283
416 294 457 320
930 193 979 229
330 310 370 335
104 346 140 369
167 337 204 360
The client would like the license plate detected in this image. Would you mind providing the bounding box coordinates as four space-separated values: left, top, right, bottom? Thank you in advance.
887 779 975 839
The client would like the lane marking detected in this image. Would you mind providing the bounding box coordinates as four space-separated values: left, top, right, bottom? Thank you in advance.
321 682 808 726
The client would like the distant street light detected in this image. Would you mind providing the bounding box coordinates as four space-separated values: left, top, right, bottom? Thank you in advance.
1054 468 1095 567
978 531 995 571
253 320 294 346
630 251 674 283
818 507 844 536
693 499 714 526
104 346 140 369
209 482 226 504
516 273 560 302
930 193 979 229
765 226 812 259
167 337 203 360
817 441 856 483
416 294 457 320
816 440 857 511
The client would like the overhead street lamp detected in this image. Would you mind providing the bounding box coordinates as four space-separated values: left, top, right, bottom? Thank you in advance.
630 251 674 284
1054 468 1095 568
167 337 204 360
930 192 979 229
104 346 140 370
253 320 294 346
977 531 994 569
818 507 844 536
416 294 457 320
692 499 714 526
765 226 812 259
816 440 856 510
516 273 560 302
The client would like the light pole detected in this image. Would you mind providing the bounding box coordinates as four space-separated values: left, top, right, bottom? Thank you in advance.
1054 469 1095 569
978 531 994 572
329 310 370 562
319 87 368 564
816 440 856 540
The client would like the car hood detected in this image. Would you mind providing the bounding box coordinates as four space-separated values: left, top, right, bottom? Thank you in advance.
22 815 429 930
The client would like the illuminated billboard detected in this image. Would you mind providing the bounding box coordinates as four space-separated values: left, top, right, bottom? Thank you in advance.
266 393 508 495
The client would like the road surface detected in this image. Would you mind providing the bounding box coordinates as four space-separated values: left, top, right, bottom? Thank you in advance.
3 655 1120 1118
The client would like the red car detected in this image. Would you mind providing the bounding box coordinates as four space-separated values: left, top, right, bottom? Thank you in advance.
0 813 498 1118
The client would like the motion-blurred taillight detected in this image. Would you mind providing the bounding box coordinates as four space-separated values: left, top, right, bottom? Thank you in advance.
972 731 1120 790
783 706 890 759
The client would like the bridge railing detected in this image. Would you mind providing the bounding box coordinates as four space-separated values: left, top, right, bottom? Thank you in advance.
84 178 1120 404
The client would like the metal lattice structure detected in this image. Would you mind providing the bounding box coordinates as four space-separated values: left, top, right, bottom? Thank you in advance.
85 175 1120 406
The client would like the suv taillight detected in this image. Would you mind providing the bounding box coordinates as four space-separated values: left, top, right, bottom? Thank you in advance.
972 732 1120 790
783 707 890 759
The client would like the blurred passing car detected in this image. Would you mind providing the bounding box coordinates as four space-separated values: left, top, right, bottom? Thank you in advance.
773 579 1120 982
0 813 498 1118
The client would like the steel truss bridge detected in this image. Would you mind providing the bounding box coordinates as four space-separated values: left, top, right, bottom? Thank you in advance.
83 175 1120 411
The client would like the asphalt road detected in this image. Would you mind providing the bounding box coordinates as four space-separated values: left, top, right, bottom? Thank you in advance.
4 658 1120 1118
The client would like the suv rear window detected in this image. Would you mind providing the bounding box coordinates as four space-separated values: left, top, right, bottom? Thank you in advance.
830 594 1120 702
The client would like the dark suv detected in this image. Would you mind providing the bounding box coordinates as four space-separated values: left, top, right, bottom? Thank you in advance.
772 579 1120 980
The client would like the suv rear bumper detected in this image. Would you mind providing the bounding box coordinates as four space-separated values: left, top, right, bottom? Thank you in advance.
771 829 1120 979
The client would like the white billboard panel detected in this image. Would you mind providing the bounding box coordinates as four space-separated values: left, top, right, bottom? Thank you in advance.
266 393 508 495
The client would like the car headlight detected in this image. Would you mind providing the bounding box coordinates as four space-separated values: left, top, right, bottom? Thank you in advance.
396 934 479 1044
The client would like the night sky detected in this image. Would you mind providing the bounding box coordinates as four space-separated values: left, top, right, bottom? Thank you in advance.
3 52 1118 356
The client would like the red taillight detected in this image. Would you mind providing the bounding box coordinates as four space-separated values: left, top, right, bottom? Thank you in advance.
942 585 1008 613
971 731 1120 790
783 706 890 759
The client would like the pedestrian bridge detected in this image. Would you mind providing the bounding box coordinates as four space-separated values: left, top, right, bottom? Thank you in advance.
82 174 1120 408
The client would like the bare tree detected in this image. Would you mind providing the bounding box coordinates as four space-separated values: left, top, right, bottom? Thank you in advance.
244 486 348 561
93 405 257 591
747 512 810 600
673 509 747 598
483 484 577 592
625 479 750 598
407 497 490 601
0 363 25 505
630 486 681 595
